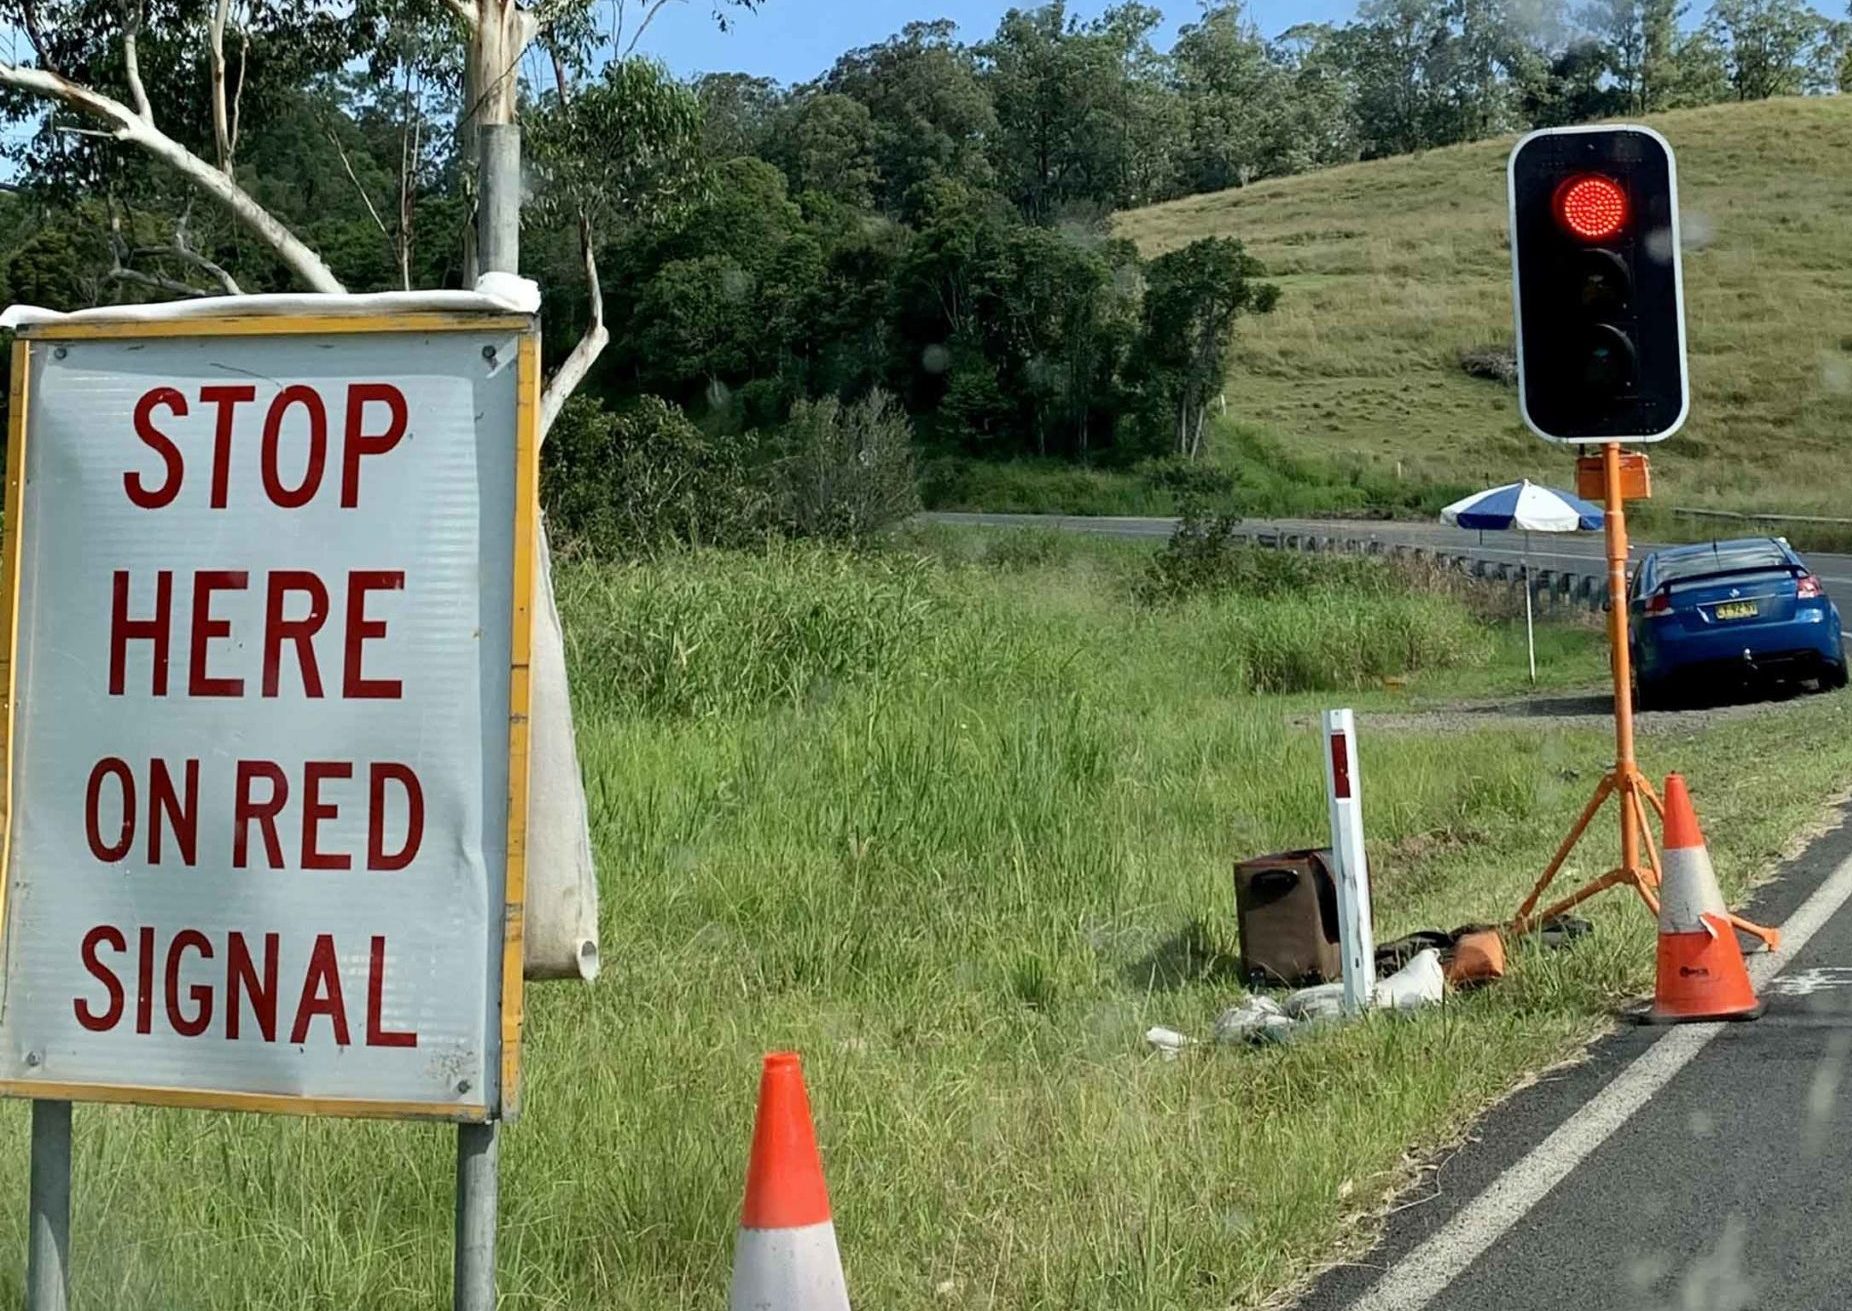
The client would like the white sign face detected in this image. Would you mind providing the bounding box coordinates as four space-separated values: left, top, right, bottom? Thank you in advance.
0 325 530 1119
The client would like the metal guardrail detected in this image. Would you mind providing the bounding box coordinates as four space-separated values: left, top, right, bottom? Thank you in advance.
1671 506 1852 527
1235 528 1611 612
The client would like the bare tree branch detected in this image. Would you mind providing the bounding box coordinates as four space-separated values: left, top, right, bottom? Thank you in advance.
106 265 216 297
623 0 677 54
228 24 249 166
104 204 217 298
539 48 607 442
0 62 346 293
208 0 233 172
120 0 152 123
540 212 605 442
135 244 242 294
18 0 58 74
328 127 392 239
398 65 422 292
140 208 244 294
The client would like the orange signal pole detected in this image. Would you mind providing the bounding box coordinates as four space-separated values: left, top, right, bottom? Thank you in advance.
1511 442 1779 950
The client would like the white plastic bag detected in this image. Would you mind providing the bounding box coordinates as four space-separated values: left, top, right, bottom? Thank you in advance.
1374 947 1444 1011
522 525 601 981
1213 995 1296 1045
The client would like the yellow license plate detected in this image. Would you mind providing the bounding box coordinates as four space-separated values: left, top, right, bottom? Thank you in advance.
1715 601 1759 620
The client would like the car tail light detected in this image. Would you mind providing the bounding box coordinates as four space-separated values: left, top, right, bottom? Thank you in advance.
1645 589 1672 617
1797 574 1824 599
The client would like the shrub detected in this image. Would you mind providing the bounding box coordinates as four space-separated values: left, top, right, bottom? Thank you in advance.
1139 456 1236 510
541 394 769 558
775 388 920 543
1134 508 1249 606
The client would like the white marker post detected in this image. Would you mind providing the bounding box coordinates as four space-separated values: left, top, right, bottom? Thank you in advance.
1322 709 1375 1013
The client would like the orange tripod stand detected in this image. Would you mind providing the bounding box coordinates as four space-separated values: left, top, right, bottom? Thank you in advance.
1510 442 1779 951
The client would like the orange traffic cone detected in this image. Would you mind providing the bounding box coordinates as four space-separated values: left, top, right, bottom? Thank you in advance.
728 1052 851 1310
1645 774 1762 1024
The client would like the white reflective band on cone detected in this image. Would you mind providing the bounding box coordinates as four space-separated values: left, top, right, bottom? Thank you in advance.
1658 845 1728 935
729 1222 852 1311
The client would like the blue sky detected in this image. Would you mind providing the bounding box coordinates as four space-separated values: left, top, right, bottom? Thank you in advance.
634 0 1359 84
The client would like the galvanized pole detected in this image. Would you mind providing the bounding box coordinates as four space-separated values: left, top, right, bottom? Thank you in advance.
452 113 518 1311
476 124 521 282
26 1099 71 1311
453 1121 500 1311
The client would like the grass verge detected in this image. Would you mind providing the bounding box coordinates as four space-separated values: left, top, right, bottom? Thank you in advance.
7 533 1851 1309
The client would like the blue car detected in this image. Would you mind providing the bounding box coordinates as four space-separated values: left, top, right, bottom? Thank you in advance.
1628 537 1846 708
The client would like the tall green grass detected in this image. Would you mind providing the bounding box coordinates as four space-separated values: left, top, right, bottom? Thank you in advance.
561 542 1493 722
8 537 1852 1309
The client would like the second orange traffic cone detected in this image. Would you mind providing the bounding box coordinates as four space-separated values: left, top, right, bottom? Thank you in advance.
1646 774 1762 1024
728 1052 851 1310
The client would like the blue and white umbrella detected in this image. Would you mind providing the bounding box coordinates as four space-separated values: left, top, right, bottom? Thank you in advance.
1439 479 1603 532
1439 480 1604 681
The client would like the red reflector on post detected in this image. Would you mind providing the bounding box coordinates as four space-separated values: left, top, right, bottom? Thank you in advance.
1330 734 1352 800
1553 174 1629 242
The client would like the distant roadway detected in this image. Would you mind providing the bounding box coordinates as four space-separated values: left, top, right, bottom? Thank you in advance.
920 512 1852 594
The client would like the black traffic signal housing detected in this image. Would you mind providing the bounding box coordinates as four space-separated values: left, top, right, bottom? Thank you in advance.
1508 126 1687 443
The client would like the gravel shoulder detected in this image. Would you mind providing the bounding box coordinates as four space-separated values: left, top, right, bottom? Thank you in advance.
1306 686 1842 734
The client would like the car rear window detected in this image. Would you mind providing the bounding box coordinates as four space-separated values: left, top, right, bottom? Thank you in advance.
1657 542 1791 584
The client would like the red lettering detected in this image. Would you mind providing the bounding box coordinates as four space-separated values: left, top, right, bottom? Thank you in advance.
367 763 424 871
262 571 329 698
261 385 328 509
127 387 186 509
226 931 278 1041
233 761 287 869
148 758 198 866
343 571 404 699
290 934 350 1044
341 384 407 508
135 925 156 1035
164 929 214 1038
109 570 172 696
200 384 256 509
73 925 126 1032
188 570 248 697
84 757 135 863
365 936 417 1048
301 761 352 870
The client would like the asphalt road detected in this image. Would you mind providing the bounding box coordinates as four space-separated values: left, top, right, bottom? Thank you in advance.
921 512 1852 594
1297 810 1852 1311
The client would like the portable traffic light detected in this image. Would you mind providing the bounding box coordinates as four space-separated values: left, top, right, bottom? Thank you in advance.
1508 126 1687 443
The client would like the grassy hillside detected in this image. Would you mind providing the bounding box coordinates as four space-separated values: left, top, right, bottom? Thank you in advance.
1117 97 1852 518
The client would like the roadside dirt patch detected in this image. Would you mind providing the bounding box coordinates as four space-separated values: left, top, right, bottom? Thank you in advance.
1297 687 1838 735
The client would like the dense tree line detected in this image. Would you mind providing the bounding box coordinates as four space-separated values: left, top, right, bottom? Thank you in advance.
0 0 1845 501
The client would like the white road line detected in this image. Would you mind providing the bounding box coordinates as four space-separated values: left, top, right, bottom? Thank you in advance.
1351 844 1852 1311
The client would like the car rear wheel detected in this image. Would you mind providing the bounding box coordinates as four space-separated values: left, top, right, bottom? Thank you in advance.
1823 659 1849 692
1635 674 1666 711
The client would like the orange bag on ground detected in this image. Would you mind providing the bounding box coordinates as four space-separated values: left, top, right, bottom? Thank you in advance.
1444 928 1507 988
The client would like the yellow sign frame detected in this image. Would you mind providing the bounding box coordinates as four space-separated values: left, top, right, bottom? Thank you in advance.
0 312 538 1123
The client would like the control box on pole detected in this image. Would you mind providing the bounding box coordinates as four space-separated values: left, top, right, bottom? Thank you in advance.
1321 709 1374 1014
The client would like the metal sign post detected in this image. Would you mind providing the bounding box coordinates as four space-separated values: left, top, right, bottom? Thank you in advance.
1321 709 1375 1013
0 308 539 1307
26 1101 69 1311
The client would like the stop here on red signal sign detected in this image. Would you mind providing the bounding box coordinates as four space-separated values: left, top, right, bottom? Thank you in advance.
0 327 527 1117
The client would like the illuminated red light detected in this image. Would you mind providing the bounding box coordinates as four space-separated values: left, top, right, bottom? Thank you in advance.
1553 174 1629 242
